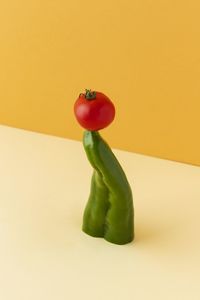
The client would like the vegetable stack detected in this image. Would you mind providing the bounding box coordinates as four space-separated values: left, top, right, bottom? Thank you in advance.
74 89 134 245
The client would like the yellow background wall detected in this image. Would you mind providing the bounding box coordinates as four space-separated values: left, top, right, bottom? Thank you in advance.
0 0 200 166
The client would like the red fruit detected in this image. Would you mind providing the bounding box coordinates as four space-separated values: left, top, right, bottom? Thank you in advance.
74 89 115 131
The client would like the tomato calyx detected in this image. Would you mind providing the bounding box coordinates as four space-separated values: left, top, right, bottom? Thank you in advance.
85 89 96 100
79 89 96 101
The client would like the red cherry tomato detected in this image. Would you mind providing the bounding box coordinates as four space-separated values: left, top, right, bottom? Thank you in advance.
74 89 115 131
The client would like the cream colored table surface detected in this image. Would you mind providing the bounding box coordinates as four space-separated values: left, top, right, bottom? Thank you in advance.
0 125 200 300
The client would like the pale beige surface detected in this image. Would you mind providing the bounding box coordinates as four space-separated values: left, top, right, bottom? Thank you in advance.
0 125 200 300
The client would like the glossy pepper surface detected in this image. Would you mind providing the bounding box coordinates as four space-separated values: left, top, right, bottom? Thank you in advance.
82 130 134 245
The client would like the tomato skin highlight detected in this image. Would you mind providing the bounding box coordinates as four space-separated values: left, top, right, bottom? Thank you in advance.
74 91 115 131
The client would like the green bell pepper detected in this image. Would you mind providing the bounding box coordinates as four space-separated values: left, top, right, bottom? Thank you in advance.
82 130 134 245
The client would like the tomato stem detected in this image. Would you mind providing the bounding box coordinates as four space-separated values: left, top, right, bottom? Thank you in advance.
85 89 96 100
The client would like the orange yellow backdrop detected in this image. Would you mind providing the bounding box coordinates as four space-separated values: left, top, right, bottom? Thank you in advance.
0 0 200 166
